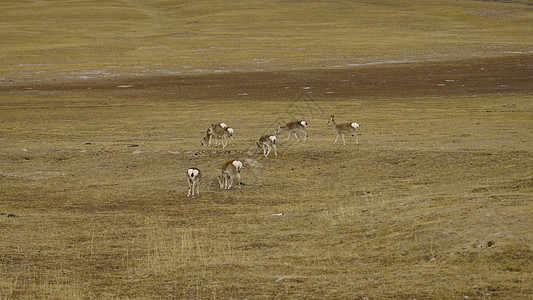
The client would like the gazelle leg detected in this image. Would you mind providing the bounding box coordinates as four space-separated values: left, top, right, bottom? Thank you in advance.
273 145 278 158
235 172 241 188
228 175 234 189
265 145 271 157
342 133 346 145
224 174 229 189
222 137 228 148
287 134 291 141
334 134 339 144
196 181 200 197
299 129 307 142
187 182 191 197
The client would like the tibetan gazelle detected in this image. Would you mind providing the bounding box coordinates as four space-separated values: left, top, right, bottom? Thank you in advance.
327 115 359 146
207 124 234 148
276 120 308 142
256 135 278 158
202 123 230 146
217 160 243 190
187 168 201 197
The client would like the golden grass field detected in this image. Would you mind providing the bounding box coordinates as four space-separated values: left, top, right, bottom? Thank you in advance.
1 0 532 299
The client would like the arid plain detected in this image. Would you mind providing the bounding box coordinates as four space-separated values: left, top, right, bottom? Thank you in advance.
1 0 532 299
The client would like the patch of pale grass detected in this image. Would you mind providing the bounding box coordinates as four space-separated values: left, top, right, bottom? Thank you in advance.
138 226 238 276
1 0 532 81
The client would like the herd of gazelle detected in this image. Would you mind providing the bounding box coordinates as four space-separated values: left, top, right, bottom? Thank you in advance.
187 115 359 197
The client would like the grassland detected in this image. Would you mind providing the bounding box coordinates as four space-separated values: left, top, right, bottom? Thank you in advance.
2 0 532 83
1 0 533 299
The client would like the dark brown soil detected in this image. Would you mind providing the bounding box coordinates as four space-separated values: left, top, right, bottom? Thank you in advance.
1 54 531 99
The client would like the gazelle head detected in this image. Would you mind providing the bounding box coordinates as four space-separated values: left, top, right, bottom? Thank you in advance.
269 135 277 144
227 127 234 136
275 123 281 134
300 120 308 128
327 115 335 126
202 128 213 146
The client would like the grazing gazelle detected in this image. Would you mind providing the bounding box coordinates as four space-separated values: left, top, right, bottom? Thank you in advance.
256 135 278 158
201 128 213 146
327 115 359 146
202 123 228 146
208 125 233 148
186 167 201 197
276 120 308 142
217 160 243 190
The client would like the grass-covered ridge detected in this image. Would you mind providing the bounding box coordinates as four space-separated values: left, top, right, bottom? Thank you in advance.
1 0 532 81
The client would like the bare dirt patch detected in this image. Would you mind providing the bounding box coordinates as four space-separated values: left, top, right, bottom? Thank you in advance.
2 54 531 99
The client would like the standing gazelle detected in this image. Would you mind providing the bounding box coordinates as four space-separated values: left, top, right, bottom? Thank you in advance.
207 125 233 148
256 135 278 158
327 115 359 146
217 160 243 190
276 120 308 142
202 123 231 146
187 168 201 197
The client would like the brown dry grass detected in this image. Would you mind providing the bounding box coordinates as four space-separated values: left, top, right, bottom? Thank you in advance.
1 0 532 299
1 0 532 83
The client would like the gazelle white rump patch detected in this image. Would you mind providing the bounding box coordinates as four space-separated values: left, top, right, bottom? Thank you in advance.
188 168 199 178
232 160 243 170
